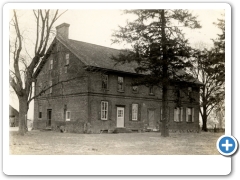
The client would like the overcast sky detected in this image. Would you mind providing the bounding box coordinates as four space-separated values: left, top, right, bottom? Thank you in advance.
9 9 225 119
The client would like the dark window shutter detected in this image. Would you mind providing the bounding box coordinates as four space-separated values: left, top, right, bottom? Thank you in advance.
138 104 141 121
108 101 112 120
129 104 132 121
98 101 101 120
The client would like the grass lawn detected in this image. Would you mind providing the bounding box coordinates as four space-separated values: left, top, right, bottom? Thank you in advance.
9 130 223 155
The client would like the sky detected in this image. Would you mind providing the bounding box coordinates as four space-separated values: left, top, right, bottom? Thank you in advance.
9 9 225 119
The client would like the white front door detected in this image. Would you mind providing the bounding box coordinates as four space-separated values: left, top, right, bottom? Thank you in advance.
117 107 124 127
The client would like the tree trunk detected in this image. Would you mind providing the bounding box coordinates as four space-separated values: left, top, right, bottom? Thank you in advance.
18 96 29 135
202 106 208 132
160 10 169 137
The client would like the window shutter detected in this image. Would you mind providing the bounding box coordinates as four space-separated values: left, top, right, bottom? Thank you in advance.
129 104 132 121
98 101 101 120
180 107 183 122
108 101 112 120
174 108 177 122
186 108 188 122
192 108 195 122
138 104 141 121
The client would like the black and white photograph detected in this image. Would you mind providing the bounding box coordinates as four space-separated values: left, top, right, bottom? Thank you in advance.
3 2 233 176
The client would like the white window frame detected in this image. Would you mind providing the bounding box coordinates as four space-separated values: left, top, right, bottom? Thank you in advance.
49 81 52 94
66 54 69 65
132 104 138 121
174 107 183 122
66 111 71 121
101 101 108 120
49 59 53 70
186 107 194 122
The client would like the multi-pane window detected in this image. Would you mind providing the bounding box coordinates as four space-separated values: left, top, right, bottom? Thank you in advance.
38 105 42 118
66 111 71 121
49 81 52 94
101 101 108 120
118 76 124 91
49 59 53 70
186 107 194 122
66 54 69 65
102 74 108 90
132 104 138 121
174 107 183 122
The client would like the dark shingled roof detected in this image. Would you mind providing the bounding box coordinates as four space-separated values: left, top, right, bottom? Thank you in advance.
57 36 138 74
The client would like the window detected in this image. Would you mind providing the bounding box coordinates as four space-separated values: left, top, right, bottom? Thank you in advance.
188 87 192 96
132 85 138 93
118 76 124 91
64 66 68 73
102 74 108 90
174 107 183 122
38 105 42 118
49 59 53 70
101 101 108 120
66 111 71 121
149 86 154 95
66 54 69 65
132 104 138 121
186 107 194 122
49 81 52 94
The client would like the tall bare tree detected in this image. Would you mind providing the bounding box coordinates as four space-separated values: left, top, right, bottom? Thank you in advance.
9 10 66 135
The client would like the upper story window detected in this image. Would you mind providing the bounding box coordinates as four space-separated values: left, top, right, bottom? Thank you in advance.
132 85 138 93
102 74 108 90
49 81 52 94
65 54 69 65
188 87 192 95
49 59 53 70
149 86 154 95
118 76 124 91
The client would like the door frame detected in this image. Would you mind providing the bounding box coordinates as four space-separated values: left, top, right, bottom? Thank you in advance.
147 108 156 127
47 109 52 126
116 106 125 128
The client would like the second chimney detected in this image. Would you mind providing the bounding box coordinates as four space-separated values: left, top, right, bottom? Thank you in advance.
56 23 70 39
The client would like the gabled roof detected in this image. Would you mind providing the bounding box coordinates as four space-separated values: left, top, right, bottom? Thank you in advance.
57 36 137 74
9 105 19 117
35 35 202 85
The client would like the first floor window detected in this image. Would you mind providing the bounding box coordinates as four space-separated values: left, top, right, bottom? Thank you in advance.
49 59 53 70
174 107 183 122
39 105 42 118
66 111 71 121
132 104 138 121
101 101 108 120
186 107 194 122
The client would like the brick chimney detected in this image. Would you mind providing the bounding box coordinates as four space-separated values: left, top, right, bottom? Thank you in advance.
56 23 70 39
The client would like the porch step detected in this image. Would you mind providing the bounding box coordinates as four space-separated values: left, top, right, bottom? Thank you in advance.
112 128 132 133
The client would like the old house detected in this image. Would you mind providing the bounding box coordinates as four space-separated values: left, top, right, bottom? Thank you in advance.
9 105 19 127
33 23 202 133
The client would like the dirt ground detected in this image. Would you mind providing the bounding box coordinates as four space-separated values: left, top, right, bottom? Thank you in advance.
9 129 223 155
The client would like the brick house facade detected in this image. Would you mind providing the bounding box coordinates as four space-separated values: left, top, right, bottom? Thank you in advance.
33 23 202 133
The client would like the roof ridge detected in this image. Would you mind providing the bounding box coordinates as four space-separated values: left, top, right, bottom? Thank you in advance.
68 39 122 52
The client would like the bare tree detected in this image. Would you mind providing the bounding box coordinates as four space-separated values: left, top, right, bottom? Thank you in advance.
9 9 67 135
